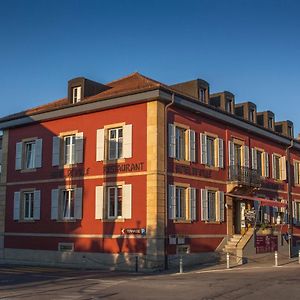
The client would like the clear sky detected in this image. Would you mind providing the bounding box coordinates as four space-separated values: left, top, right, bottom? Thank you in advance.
1 0 299 134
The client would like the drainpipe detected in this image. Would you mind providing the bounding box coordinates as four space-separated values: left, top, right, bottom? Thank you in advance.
286 139 294 258
164 93 175 270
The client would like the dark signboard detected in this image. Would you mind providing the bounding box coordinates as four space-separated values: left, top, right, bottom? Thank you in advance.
121 228 146 235
174 164 212 178
256 235 278 254
104 162 144 174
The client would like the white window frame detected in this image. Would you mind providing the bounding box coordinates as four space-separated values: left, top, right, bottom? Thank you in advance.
24 141 36 169
175 186 186 219
72 86 82 103
63 135 76 165
107 186 123 219
23 191 34 220
108 127 123 160
62 189 75 220
175 127 186 161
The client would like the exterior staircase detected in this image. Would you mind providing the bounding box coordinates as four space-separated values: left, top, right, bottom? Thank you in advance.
222 228 254 265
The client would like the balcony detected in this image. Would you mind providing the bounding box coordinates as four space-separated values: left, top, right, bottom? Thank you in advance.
228 165 262 188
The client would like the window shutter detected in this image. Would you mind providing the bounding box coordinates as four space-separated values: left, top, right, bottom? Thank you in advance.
74 187 83 219
51 189 59 220
201 189 208 221
243 145 250 168
96 129 105 161
123 124 132 158
228 141 235 166
52 136 60 166
216 138 224 168
13 191 20 220
15 142 22 170
168 185 176 219
75 132 84 164
294 162 299 185
122 184 132 219
168 124 176 158
33 190 41 220
280 156 287 181
263 152 269 177
272 154 276 179
188 130 196 162
189 187 197 221
200 133 207 164
218 191 225 222
95 186 104 219
251 148 257 170
35 139 43 168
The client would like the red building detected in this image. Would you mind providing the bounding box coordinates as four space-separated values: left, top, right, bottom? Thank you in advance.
0 73 300 269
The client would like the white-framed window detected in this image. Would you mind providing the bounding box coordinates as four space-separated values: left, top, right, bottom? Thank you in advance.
51 187 82 221
107 186 122 218
199 88 206 102
52 132 84 166
200 133 223 168
168 185 196 221
96 124 132 162
13 190 41 221
72 86 82 103
272 154 286 181
251 148 269 177
294 161 300 185
228 141 249 169
95 184 132 220
15 139 42 170
64 135 76 165
200 189 224 222
169 124 195 162
108 127 123 160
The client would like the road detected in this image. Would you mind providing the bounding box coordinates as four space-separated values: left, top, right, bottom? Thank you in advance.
0 264 300 299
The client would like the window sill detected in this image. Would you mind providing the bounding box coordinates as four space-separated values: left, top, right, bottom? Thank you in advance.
20 168 37 173
103 218 125 222
204 221 222 224
205 165 219 171
104 159 126 164
173 220 192 224
17 219 35 223
59 164 79 169
56 219 77 223
173 159 190 165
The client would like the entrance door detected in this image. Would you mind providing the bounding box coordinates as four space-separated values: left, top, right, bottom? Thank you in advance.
234 201 246 234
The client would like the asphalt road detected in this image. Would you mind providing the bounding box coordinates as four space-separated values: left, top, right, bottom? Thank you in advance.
0 264 300 299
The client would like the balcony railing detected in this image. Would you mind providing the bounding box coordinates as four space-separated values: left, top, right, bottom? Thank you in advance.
228 165 262 187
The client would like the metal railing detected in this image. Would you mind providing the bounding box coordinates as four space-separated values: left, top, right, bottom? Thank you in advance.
228 165 262 187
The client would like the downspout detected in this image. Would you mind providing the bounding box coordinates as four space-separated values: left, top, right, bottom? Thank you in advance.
164 93 175 270
286 139 294 258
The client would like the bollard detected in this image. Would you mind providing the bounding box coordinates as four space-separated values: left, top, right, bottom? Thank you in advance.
179 256 183 274
135 256 138 273
226 252 230 269
275 251 278 267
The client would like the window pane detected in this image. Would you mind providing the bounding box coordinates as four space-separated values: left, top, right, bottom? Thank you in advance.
175 128 185 160
109 128 123 160
234 144 242 166
117 187 122 217
257 151 262 176
175 187 185 218
25 142 35 169
63 190 74 219
207 137 215 167
208 191 216 221
24 192 34 219
109 188 116 217
64 136 75 164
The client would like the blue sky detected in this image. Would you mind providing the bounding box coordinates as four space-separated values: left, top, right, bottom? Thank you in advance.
1 0 299 133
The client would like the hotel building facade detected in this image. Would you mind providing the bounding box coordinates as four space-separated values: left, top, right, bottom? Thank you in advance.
0 73 300 269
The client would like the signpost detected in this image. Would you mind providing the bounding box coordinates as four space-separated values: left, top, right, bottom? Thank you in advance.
121 228 146 235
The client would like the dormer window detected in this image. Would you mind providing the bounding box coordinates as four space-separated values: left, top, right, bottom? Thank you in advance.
199 88 206 102
288 126 293 137
225 99 232 113
72 86 82 103
249 109 255 122
268 117 273 129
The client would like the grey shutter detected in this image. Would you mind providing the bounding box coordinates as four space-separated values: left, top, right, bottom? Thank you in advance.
201 189 208 221
168 185 176 219
218 191 225 222
272 154 276 179
200 133 207 164
294 162 299 185
264 152 269 177
122 184 132 219
15 142 22 170
189 187 197 221
35 139 42 168
95 186 104 219
280 156 287 181
228 141 235 166
75 132 84 164
123 124 132 158
168 124 176 158
251 148 257 170
74 187 83 219
188 130 196 162
52 136 60 166
13 191 20 220
243 146 249 168
217 138 224 168
33 190 41 220
51 189 59 220
96 129 105 161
